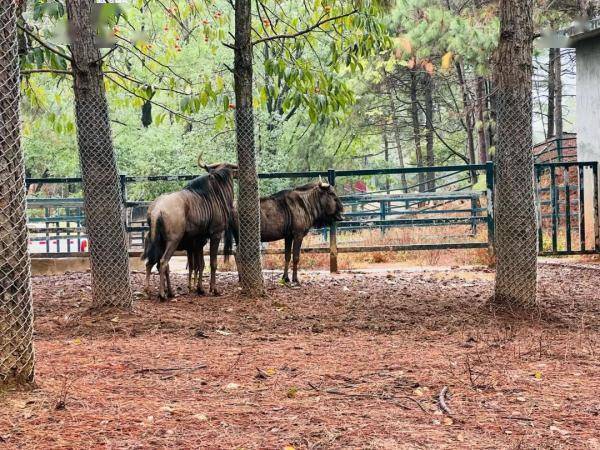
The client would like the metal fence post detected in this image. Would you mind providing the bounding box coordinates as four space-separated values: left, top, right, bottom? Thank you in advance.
485 161 495 259
328 169 338 273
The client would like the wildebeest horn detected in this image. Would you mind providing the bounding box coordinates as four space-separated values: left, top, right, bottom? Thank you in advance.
318 175 329 187
197 153 209 171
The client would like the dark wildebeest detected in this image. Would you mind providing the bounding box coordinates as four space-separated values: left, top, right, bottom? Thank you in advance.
260 179 343 283
237 178 342 284
142 162 237 299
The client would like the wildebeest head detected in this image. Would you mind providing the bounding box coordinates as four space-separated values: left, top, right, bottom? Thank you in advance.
198 153 238 178
313 177 344 225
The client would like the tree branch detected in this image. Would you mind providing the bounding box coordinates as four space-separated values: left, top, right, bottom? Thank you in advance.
21 68 73 76
251 9 358 46
17 24 73 62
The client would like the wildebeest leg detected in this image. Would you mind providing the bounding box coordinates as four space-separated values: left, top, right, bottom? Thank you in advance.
196 245 206 296
292 235 303 284
158 241 178 301
145 260 154 295
187 249 194 292
166 265 174 298
282 235 293 283
209 235 220 296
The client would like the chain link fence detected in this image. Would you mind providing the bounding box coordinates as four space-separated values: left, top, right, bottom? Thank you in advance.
0 3 35 386
493 90 538 307
235 107 265 295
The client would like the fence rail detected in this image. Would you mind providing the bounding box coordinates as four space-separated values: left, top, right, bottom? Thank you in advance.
25 161 600 268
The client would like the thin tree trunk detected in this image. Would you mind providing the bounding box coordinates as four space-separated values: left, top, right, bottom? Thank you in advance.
423 73 436 191
493 0 537 308
383 131 390 194
486 79 496 152
410 71 425 192
0 1 35 387
547 47 556 138
66 1 132 308
456 61 478 183
386 80 408 192
234 0 265 295
475 76 488 163
554 49 563 141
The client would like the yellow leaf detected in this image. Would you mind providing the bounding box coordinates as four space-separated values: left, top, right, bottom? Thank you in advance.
443 417 454 426
534 371 542 379
265 368 277 376
284 447 296 450
396 36 412 54
425 61 435 75
72 338 82 345
441 52 453 71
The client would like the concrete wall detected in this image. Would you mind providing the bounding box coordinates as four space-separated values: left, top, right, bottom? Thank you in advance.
576 39 600 163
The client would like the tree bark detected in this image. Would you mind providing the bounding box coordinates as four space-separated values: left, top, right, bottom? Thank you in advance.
234 0 265 295
456 61 478 182
547 48 556 138
493 0 537 308
475 76 488 163
386 79 408 192
410 71 425 192
66 1 133 308
423 73 436 191
0 1 35 387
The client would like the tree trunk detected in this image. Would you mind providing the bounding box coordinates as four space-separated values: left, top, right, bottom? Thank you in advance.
234 0 265 296
410 71 425 192
0 1 35 387
475 76 488 163
554 49 563 143
383 131 390 194
493 0 537 308
386 80 408 192
547 48 555 138
423 73 436 191
66 1 133 308
456 61 478 183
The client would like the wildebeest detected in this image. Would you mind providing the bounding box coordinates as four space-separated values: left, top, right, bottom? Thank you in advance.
142 161 237 299
259 179 343 283
230 178 342 284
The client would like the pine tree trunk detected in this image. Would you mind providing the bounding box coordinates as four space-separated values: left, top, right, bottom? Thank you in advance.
475 76 488 163
386 80 408 192
234 0 265 296
423 73 436 191
0 1 35 387
383 132 390 193
66 1 133 308
554 49 563 142
410 71 425 192
493 0 537 308
456 61 478 182
547 48 555 138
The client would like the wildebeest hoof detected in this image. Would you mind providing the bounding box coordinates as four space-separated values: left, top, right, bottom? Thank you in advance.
282 275 290 283
167 292 175 299
158 294 169 302
211 289 221 297
196 288 206 296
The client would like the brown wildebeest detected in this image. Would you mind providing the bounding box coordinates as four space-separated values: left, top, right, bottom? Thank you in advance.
142 162 237 299
229 178 343 284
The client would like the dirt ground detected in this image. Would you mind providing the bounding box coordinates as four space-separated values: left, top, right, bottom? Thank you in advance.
1 261 600 449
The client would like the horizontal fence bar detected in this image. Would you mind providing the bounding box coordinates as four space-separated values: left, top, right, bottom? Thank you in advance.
29 242 490 259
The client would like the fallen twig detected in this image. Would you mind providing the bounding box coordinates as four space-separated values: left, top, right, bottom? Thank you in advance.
501 415 534 422
307 382 429 414
134 364 207 374
438 386 452 416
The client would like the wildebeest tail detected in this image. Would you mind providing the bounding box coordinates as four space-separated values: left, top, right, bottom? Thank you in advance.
141 212 165 267
223 211 238 262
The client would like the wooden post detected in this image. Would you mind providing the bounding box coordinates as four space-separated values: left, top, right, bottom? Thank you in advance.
328 169 338 273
